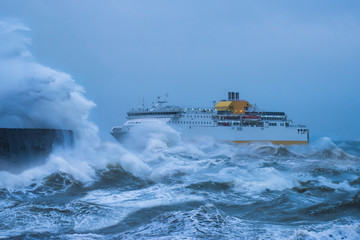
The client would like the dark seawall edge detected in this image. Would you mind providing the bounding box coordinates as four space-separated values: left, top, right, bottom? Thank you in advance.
0 128 74 173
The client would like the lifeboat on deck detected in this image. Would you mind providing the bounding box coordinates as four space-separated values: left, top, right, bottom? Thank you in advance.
242 115 259 121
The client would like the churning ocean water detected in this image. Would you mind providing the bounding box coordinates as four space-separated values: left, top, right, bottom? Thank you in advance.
0 127 359 240
1 18 359 240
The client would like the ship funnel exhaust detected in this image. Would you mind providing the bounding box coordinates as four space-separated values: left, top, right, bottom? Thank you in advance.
228 92 239 101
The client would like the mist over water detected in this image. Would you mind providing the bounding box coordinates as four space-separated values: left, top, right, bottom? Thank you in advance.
1 131 360 239
1 20 360 239
0 20 98 143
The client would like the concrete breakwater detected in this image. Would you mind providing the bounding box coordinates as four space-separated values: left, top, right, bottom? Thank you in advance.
0 128 74 173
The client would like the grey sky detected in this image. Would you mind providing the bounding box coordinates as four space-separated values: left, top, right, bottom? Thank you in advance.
1 1 360 140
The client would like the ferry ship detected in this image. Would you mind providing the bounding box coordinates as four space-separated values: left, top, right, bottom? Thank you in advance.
111 92 309 145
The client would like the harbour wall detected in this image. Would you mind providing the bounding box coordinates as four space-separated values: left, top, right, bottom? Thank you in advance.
0 128 74 173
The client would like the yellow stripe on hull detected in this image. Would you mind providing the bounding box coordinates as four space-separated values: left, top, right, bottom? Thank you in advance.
232 140 308 145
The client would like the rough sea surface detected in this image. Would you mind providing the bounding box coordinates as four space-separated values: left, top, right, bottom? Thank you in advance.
0 130 359 240
2 18 359 240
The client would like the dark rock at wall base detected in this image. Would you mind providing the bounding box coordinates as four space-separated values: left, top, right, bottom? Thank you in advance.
0 128 74 173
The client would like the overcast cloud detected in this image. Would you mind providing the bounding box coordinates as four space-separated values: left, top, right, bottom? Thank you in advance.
1 1 359 140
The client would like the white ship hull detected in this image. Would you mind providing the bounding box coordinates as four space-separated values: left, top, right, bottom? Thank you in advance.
111 118 309 145
111 92 309 145
173 123 308 145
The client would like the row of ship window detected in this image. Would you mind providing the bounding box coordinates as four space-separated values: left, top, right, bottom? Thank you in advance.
231 122 285 127
261 116 286 121
184 108 213 112
169 121 212 124
298 129 307 132
129 111 181 116
269 123 285 126
169 121 286 126
128 121 286 127
185 115 211 118
127 121 141 125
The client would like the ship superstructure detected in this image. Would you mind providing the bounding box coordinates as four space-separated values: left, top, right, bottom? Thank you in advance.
111 92 309 145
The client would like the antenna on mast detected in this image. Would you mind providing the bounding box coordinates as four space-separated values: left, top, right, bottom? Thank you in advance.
157 94 168 104
152 94 169 109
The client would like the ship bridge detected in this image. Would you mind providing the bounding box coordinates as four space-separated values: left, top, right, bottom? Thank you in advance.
127 95 184 119
127 105 183 119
